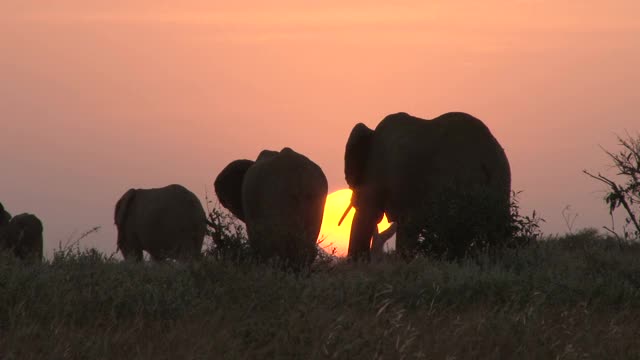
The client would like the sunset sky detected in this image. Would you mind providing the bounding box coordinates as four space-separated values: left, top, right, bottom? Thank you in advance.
1 1 639 256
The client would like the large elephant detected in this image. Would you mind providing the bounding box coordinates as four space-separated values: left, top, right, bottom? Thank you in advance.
344 112 511 260
214 147 328 269
114 184 207 261
0 211 44 262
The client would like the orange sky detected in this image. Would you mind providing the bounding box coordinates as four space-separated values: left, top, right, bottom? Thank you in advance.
1 1 639 256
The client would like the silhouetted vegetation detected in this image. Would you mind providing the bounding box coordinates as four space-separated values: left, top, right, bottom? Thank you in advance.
417 189 544 260
204 187 543 265
508 190 545 245
203 201 252 262
204 201 337 268
1 229 640 359
585 132 640 240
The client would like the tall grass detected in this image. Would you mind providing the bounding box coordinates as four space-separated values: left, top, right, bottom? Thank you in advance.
1 229 640 359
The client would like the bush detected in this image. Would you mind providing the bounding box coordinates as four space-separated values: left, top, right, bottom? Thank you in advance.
203 199 338 268
584 132 640 240
203 201 252 262
416 189 544 261
508 190 545 246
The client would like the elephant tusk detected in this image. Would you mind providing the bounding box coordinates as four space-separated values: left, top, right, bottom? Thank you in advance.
338 204 353 226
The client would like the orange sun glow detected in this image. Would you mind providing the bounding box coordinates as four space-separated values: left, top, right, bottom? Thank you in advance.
319 189 391 257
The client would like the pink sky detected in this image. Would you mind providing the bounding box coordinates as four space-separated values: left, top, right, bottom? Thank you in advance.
1 1 639 256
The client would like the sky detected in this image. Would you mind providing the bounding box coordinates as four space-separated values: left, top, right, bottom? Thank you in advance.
1 1 639 257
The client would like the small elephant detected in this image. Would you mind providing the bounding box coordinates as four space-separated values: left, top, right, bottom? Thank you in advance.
215 147 328 269
114 184 207 261
0 212 44 262
344 112 511 260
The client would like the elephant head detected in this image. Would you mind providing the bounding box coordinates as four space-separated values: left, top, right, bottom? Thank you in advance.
344 112 511 260
342 123 386 259
345 123 375 189
114 184 207 262
214 147 328 269
0 213 43 262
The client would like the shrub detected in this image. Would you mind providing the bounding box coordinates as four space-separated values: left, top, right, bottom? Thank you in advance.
416 189 543 260
203 199 337 268
203 201 252 261
584 132 640 240
508 190 545 246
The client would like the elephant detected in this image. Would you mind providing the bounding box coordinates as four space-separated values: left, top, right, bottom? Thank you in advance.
0 212 44 262
0 202 10 227
114 184 207 261
214 147 328 269
343 112 511 260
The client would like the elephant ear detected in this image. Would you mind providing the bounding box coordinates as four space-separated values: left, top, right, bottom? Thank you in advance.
345 123 374 189
214 159 254 222
114 189 137 228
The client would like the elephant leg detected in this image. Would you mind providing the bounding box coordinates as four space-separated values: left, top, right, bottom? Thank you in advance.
177 248 202 262
395 220 420 259
121 244 143 262
150 252 167 262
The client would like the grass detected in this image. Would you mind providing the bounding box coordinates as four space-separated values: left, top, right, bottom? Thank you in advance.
1 229 640 359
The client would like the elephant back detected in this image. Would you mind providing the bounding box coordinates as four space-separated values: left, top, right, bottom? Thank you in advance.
157 185 207 259
242 147 328 268
429 112 511 203
359 111 510 229
139 184 207 242
244 148 327 221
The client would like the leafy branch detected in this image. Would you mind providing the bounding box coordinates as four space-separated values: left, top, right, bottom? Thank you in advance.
584 133 640 239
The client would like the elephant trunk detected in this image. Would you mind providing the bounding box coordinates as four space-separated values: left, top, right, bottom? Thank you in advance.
371 222 397 256
348 208 378 261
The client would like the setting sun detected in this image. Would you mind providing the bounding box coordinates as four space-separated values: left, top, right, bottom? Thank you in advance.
319 189 391 257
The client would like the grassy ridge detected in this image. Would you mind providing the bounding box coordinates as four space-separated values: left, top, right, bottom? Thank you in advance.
2 230 640 359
